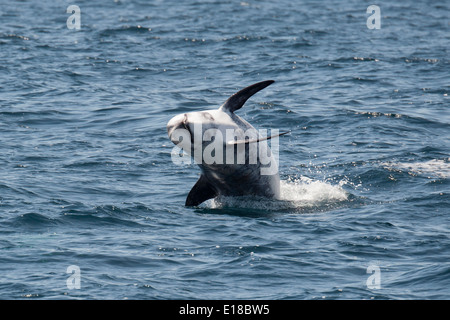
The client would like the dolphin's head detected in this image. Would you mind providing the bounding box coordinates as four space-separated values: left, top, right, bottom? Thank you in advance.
167 109 239 158
167 113 188 144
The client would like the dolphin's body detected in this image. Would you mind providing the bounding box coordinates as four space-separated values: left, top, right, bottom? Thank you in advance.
167 80 284 206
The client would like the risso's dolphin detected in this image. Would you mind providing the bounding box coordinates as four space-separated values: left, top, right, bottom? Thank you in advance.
167 80 288 206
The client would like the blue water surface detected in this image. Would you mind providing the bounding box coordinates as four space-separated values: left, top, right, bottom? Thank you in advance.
0 0 449 299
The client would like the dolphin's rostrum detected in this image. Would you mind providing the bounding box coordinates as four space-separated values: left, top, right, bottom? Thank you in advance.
167 80 286 206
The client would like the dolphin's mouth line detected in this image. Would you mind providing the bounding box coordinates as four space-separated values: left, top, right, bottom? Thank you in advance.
181 114 194 144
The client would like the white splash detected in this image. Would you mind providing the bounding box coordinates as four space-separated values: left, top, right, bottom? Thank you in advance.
280 176 349 204
203 176 349 212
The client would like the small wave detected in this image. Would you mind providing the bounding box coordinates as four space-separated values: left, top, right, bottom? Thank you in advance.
0 33 30 41
352 56 380 62
218 35 268 42
0 110 70 118
382 159 450 178
98 25 152 37
202 177 349 213
354 111 403 118
333 56 379 63
402 57 440 64
344 109 449 129
8 213 61 229
61 204 143 227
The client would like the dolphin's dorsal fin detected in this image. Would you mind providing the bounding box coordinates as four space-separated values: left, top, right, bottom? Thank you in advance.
185 175 218 207
219 80 275 113
227 131 290 145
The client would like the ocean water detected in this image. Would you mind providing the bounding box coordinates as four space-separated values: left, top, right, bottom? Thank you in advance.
0 0 449 300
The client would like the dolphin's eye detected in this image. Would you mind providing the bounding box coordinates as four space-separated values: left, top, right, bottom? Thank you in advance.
202 112 214 121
